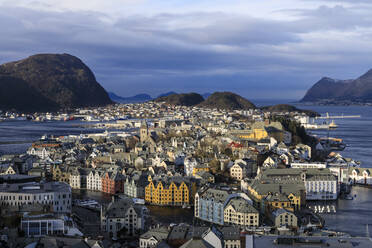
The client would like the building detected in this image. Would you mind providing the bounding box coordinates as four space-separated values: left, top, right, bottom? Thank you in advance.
52 165 71 184
87 170 103 191
27 147 50 159
259 168 338 201
184 157 199 176
241 178 305 212
229 159 256 181
349 167 372 185
224 198 259 228
0 164 16 175
69 167 81 189
101 197 148 239
124 173 147 199
101 171 124 195
271 208 298 228
195 187 253 226
145 176 191 206
139 226 169 248
290 163 327 169
192 164 209 176
0 181 72 213
21 214 82 237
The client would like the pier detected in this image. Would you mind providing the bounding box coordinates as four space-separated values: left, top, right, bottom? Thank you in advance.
315 113 361 119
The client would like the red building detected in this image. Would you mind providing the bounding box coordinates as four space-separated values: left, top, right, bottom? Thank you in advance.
101 171 124 194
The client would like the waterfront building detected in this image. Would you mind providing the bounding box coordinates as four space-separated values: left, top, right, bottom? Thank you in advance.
259 168 338 201
0 181 72 213
194 187 254 226
224 198 259 228
101 197 148 239
349 167 372 185
86 170 103 191
145 176 191 206
101 171 124 194
241 178 305 212
124 173 147 199
271 208 298 228
69 167 81 189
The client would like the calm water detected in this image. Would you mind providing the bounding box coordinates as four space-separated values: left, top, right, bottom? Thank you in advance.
301 105 372 168
1 105 372 236
0 120 102 155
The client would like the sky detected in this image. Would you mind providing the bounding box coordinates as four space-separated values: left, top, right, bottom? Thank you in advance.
1 0 372 100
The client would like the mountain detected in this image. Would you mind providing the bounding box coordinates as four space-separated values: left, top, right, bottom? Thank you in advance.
157 91 177 98
198 92 256 110
155 93 204 106
0 53 112 112
109 92 152 103
301 69 372 102
261 104 319 117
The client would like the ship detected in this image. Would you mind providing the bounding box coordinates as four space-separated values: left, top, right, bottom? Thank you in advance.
328 120 338 129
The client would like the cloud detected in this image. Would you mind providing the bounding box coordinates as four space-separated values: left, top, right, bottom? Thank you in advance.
0 2 372 99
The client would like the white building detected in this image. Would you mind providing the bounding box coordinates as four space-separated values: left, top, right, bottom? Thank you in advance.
0 181 72 213
69 168 81 189
350 168 372 185
184 157 199 176
87 170 103 191
304 174 338 200
27 147 50 159
139 227 169 248
101 197 148 239
290 163 327 169
21 214 83 237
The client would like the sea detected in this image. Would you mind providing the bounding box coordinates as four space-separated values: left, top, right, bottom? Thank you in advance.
1 102 372 236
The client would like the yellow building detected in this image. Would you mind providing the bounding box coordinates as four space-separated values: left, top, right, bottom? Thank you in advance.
145 176 191 206
192 164 209 176
238 128 268 140
52 165 71 184
230 121 286 142
241 179 304 212
224 198 259 227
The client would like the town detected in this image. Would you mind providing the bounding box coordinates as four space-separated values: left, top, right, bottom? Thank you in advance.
0 101 371 248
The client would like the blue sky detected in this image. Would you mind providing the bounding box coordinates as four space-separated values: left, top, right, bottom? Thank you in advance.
1 0 372 99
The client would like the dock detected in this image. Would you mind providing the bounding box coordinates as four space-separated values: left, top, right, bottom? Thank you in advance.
316 113 361 119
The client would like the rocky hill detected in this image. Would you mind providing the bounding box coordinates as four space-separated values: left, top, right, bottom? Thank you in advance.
199 92 256 110
155 93 204 106
0 53 112 112
301 69 372 103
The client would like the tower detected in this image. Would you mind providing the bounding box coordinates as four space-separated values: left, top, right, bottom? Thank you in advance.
140 120 149 142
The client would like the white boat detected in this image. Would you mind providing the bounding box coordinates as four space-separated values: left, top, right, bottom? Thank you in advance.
329 120 338 129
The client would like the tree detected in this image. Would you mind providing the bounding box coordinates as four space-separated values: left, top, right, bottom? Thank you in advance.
209 159 220 174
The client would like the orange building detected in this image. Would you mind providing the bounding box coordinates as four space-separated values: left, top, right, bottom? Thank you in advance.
101 171 124 194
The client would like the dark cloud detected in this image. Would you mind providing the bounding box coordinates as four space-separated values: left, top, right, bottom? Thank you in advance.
0 5 371 99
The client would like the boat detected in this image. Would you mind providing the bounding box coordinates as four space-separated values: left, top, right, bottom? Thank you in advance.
329 120 338 129
342 195 354 200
